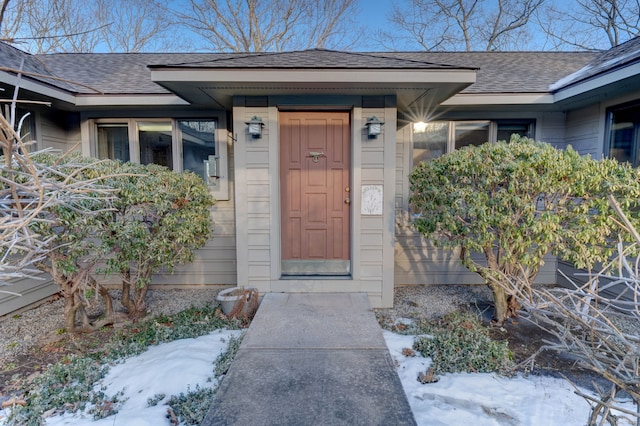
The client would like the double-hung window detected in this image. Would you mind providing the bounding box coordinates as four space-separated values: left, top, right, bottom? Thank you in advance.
93 117 228 199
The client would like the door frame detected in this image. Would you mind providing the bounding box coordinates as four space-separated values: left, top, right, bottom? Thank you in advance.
278 110 352 277
270 104 360 282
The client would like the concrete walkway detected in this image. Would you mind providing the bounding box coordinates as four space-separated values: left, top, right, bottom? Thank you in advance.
202 293 416 426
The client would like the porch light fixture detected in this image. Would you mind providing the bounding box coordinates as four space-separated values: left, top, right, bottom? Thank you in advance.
365 116 384 138
245 116 264 138
413 121 428 133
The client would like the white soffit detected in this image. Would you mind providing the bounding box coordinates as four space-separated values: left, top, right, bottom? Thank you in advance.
74 94 190 107
151 68 477 84
442 93 555 106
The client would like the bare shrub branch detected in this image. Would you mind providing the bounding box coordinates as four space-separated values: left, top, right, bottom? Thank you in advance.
493 195 640 425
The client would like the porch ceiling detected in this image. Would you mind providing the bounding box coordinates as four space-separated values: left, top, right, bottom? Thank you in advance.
149 68 476 112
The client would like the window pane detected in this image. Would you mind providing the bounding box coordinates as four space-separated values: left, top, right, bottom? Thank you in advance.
97 124 130 162
413 121 449 166
138 121 172 169
497 121 533 141
605 103 640 166
609 120 634 164
454 121 490 149
180 120 216 183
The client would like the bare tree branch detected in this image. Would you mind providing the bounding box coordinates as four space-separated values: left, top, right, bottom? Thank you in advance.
538 0 640 50
0 98 115 287
379 0 543 51
175 0 360 52
1 0 181 53
490 196 640 424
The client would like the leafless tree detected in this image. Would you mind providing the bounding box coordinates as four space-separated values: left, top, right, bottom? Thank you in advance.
174 0 361 52
95 0 183 53
381 0 544 51
0 0 25 44
538 0 640 50
1 0 180 53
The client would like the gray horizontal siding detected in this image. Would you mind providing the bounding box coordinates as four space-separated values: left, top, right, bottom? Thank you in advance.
564 104 601 157
0 276 58 317
538 111 566 148
148 143 238 287
37 111 80 152
395 232 557 285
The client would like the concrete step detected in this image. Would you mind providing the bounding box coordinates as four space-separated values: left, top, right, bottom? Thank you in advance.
202 293 416 426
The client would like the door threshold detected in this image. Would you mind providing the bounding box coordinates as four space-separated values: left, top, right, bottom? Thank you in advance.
280 275 352 280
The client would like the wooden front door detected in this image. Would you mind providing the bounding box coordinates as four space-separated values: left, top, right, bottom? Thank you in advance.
280 111 351 276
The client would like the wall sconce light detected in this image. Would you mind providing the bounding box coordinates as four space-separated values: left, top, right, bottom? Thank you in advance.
413 121 428 133
245 116 264 138
365 116 384 138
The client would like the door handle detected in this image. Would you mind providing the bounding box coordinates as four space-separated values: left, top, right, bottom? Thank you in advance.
308 151 326 162
344 197 351 204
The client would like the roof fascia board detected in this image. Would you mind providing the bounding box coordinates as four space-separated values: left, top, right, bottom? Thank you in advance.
442 93 554 106
74 94 190 106
0 70 76 104
150 68 477 85
553 62 640 103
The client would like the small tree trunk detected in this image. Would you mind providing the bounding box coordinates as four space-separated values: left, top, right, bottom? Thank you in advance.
120 268 134 313
75 292 91 328
98 283 114 320
131 283 148 321
63 292 79 332
129 268 151 321
490 283 509 325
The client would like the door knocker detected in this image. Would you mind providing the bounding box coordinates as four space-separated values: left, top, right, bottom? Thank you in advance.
308 151 326 162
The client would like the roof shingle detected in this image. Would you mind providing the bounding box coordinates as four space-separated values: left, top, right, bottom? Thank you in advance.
0 43 605 96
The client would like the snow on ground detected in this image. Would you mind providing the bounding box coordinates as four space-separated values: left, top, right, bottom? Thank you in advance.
2 328 636 425
384 330 635 426
46 329 242 426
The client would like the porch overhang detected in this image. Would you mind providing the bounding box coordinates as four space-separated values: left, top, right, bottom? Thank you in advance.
148 67 477 113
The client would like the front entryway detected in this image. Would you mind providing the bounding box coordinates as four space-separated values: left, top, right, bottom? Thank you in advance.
279 111 351 276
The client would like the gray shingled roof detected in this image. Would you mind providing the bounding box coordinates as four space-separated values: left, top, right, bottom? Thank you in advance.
0 42 78 92
0 43 602 97
36 52 226 94
152 49 473 70
550 37 640 91
382 51 600 93
151 49 598 94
